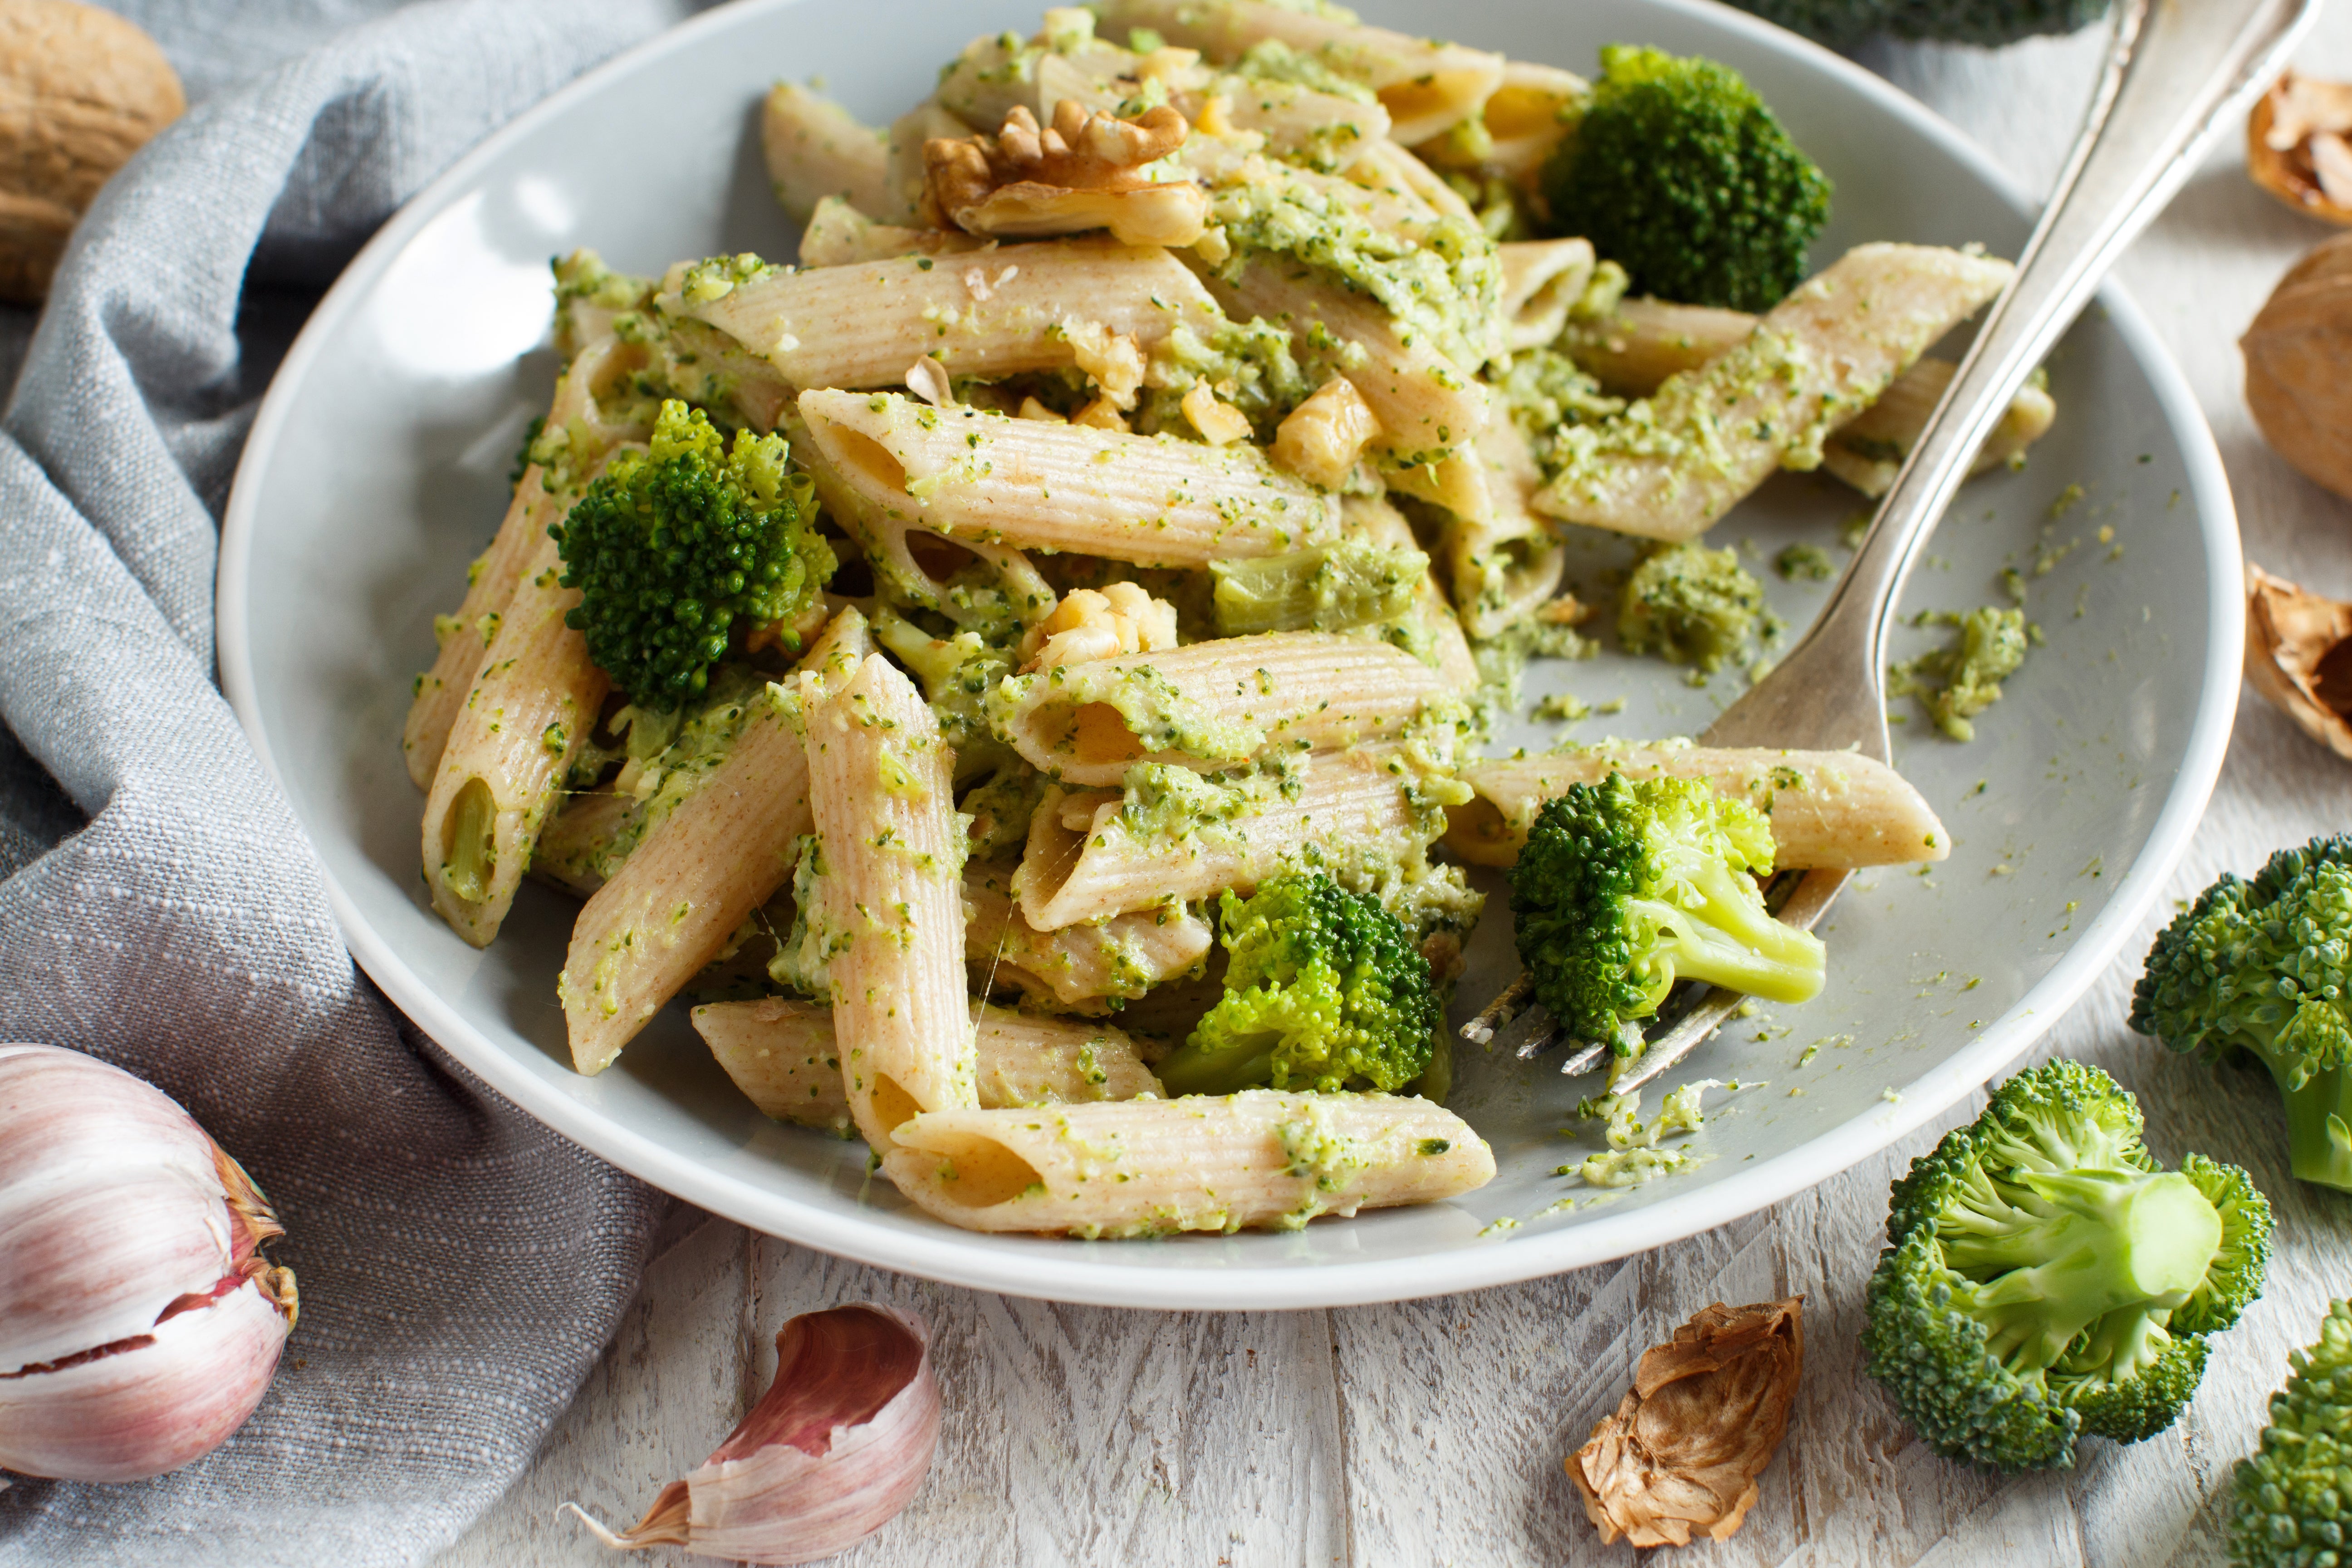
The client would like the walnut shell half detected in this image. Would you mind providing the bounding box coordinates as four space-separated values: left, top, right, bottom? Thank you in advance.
1568 1297 1804 1549
0 0 184 304
2244 233 2352 503
2247 564 2352 762
2250 70 2352 226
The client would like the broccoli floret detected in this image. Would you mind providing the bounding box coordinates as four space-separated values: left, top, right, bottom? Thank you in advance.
1862 1060 2271 1472
1539 45 1831 313
1208 540 1427 637
1617 541 1773 673
554 399 833 710
1156 872 1440 1097
1725 0 2108 48
1507 773 1826 1052
2132 836 2352 1193
1888 605 2029 740
2231 1299 2352 1566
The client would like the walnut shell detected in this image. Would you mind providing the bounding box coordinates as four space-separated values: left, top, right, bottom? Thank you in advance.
2246 564 2352 762
2243 233 2352 502
2249 71 2352 226
0 0 183 304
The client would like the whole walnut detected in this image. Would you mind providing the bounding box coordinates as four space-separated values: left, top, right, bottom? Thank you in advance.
2244 233 2352 503
0 0 183 304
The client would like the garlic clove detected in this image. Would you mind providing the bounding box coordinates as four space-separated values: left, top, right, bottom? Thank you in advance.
2246 564 2352 763
571 1304 939 1566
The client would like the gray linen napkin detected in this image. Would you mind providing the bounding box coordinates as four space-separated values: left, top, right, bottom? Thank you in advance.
0 2 711 1563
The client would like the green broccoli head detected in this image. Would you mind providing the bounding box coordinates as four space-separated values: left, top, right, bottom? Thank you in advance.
1507 772 1824 1051
2132 836 2352 1193
554 399 834 710
1862 1060 2273 1471
1157 872 1440 1097
1617 541 1772 673
1724 0 2107 47
2231 1299 2352 1568
1540 45 1831 313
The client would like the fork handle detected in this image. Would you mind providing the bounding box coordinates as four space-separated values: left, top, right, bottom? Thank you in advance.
1705 0 2318 761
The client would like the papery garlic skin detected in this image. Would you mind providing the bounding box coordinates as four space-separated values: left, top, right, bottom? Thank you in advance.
0 1044 296 1482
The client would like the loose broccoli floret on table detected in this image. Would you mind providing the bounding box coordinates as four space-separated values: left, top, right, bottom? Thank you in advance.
2230 1299 2352 1567
1208 539 1427 637
1889 605 2029 740
1157 872 1440 1098
553 399 833 710
1862 1060 2271 1472
1725 0 2109 47
2132 836 2352 1193
1617 541 1772 673
1507 773 1825 1054
1539 45 1832 313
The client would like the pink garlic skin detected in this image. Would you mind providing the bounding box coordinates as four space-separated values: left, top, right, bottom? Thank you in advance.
0 1044 294 1482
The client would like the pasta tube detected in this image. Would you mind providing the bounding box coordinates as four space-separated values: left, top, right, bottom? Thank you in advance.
880 1089 1495 1236
1446 745 1951 869
797 196 991 269
1014 744 1452 930
761 83 896 222
992 632 1451 786
796 389 1341 567
1533 244 2014 542
669 239 1222 396
1340 495 1478 691
559 611 872 1077
802 653 978 1152
963 864 1212 1010
1496 237 1597 355
531 789 643 898
1449 388 1566 642
694 997 1162 1135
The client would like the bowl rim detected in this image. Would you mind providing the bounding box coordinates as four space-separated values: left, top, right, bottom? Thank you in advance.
218 0 2243 1309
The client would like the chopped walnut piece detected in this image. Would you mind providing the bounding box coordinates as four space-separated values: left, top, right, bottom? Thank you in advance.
1568 1297 1803 1549
1181 381 1252 446
1273 376 1381 487
922 99 1210 248
2250 70 2352 224
1019 583 1181 672
2247 564 2352 763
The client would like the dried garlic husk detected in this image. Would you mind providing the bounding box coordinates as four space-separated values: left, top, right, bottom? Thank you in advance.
1568 1297 1803 1548
0 1043 297 1482
2246 564 2352 762
2243 233 2352 501
572 1304 938 1565
2250 70 2352 225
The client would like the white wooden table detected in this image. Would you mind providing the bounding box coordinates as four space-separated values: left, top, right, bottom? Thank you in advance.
441 13 2352 1564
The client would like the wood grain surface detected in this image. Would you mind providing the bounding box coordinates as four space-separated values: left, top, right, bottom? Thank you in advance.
440 12 2352 1564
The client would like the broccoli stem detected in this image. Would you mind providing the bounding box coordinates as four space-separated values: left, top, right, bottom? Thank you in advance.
1943 1169 2220 1372
2261 1054 2352 1192
1156 1036 1277 1099
1639 858 1825 1004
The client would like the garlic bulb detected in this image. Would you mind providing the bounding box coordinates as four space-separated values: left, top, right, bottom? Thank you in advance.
572 1304 939 1564
0 1044 298 1482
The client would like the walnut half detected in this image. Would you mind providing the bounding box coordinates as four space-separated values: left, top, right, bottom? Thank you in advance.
1568 1297 1804 1549
922 100 1209 249
2248 564 2352 763
2251 69 2352 225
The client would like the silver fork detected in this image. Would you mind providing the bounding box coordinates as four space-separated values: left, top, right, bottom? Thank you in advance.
1465 0 2320 1095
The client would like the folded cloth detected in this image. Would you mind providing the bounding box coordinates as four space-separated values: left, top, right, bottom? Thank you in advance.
0 2 706 1563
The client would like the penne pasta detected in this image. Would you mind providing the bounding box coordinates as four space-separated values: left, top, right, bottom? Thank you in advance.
559 612 873 1077
880 1088 1495 1235
1014 743 1453 930
1099 0 1504 144
992 631 1452 786
1340 495 1479 691
531 788 644 898
1446 745 1952 869
1449 387 1567 641
761 83 896 223
962 863 1212 1010
1533 244 2015 542
800 653 978 1152
797 196 991 269
884 100 973 228
1496 237 1597 355
668 238 1223 398
1821 357 2058 498
1422 60 1585 182
695 997 1164 1135
797 389 1342 567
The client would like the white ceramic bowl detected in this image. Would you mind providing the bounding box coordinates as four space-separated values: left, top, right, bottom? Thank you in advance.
219 0 2239 1308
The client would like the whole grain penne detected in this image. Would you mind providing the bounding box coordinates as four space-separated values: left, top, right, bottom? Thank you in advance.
1014 744 1448 930
532 788 644 898
1449 391 1566 641
1446 746 1952 869
880 1089 1494 1235
797 196 992 269
1426 60 1584 182
559 611 873 1076
762 83 896 223
695 997 1163 1134
420 519 614 948
1099 0 1504 144
884 99 973 227
802 653 978 1152
992 632 1451 786
1533 245 2014 542
1496 238 1597 355
1821 357 2058 498
797 389 1341 566
669 239 1222 397
963 865 1212 1009
1341 495 1478 691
